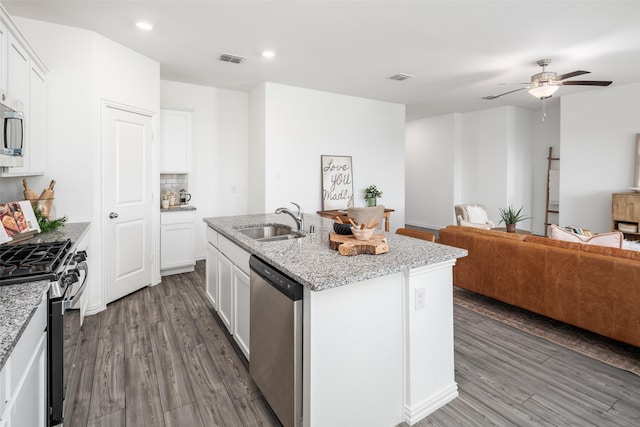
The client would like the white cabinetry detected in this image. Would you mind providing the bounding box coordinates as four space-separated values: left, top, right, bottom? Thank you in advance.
217 252 234 332
160 210 195 276
6 34 27 110
26 64 46 174
0 20 7 88
159 107 192 173
0 10 48 177
0 294 47 427
205 227 219 310
205 227 251 360
232 265 250 359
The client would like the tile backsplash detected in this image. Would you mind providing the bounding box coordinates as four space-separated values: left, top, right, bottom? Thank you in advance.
160 173 189 196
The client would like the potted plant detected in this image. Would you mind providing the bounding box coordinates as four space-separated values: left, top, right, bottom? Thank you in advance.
364 185 383 207
498 205 532 233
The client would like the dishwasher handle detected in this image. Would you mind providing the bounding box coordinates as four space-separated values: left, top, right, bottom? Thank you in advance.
249 255 303 301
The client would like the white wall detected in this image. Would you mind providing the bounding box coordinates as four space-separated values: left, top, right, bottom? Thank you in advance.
405 114 459 229
532 105 560 235
247 84 266 214
160 80 248 259
560 83 640 233
250 82 406 230
9 17 159 314
506 106 534 230
459 107 510 225
405 106 535 230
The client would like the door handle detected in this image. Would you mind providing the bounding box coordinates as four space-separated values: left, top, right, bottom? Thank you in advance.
109 212 118 219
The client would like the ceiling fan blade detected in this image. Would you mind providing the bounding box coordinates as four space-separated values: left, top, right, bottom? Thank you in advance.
482 87 527 100
556 70 590 80
561 80 612 86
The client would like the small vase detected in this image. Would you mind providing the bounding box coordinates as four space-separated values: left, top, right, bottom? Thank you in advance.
366 197 377 207
506 223 516 233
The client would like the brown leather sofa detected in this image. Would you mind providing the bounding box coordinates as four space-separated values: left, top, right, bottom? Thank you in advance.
439 225 640 347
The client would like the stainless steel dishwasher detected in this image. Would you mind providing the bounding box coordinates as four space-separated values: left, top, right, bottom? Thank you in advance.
249 255 303 427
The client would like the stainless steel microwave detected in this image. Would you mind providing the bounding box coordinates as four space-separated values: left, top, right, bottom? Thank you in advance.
0 93 24 168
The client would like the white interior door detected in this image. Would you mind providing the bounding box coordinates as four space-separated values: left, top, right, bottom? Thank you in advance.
104 105 153 304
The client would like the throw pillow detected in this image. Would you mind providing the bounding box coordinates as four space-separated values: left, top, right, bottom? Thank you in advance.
466 205 489 224
623 239 640 251
549 224 622 248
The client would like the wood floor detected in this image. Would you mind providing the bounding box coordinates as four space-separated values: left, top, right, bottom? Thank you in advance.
67 262 640 426
65 262 279 427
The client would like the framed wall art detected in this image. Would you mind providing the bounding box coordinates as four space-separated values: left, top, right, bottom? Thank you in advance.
321 155 354 210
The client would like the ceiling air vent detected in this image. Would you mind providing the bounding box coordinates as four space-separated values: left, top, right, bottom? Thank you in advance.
219 53 246 64
389 73 414 81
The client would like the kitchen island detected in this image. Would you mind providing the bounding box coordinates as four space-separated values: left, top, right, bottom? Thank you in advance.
204 213 467 427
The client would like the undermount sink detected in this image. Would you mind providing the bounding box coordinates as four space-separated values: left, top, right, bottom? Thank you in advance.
237 224 305 242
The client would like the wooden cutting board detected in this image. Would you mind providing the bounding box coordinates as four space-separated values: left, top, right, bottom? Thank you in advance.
329 232 389 256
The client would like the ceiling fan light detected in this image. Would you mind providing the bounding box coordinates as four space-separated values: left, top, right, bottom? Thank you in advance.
528 84 559 99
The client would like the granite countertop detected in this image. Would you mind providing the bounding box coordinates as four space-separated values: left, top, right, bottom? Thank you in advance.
20 222 91 249
204 213 467 291
0 222 91 372
0 281 49 371
161 205 197 212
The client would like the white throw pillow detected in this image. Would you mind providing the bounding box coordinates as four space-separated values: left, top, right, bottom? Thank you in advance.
466 205 489 224
549 224 622 248
622 239 640 251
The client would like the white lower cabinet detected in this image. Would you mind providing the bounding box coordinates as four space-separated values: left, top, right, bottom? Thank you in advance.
0 295 47 427
160 211 195 276
206 226 251 360
9 332 46 427
205 241 219 310
232 265 250 359
217 253 234 332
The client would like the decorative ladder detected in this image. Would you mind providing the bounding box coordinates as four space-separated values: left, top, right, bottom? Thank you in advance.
544 146 560 236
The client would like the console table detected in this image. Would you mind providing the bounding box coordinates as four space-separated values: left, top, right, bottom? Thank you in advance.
612 192 640 240
317 208 395 232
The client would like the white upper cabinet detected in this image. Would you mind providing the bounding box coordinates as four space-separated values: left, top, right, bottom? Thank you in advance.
0 20 7 89
7 34 27 105
159 107 193 173
26 64 46 174
0 9 48 177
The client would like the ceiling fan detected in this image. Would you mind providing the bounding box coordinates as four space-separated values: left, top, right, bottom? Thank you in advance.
483 59 613 100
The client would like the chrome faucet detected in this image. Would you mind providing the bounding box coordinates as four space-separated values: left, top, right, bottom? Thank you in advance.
275 202 304 232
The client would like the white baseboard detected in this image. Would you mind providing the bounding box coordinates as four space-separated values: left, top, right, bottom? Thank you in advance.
403 382 458 425
404 220 443 231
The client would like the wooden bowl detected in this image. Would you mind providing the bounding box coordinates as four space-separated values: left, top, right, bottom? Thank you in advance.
333 223 352 235
351 227 375 241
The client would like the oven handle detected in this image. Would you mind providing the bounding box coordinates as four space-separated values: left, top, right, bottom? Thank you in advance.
64 260 88 310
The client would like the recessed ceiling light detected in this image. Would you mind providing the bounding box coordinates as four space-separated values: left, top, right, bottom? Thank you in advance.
262 50 276 58
136 21 153 31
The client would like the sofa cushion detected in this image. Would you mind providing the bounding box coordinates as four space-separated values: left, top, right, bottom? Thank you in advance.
580 244 640 261
550 224 623 248
524 234 586 251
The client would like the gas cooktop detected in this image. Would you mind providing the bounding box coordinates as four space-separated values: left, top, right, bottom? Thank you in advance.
0 239 72 286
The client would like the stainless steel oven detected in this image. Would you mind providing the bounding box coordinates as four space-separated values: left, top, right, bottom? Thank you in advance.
0 239 88 426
